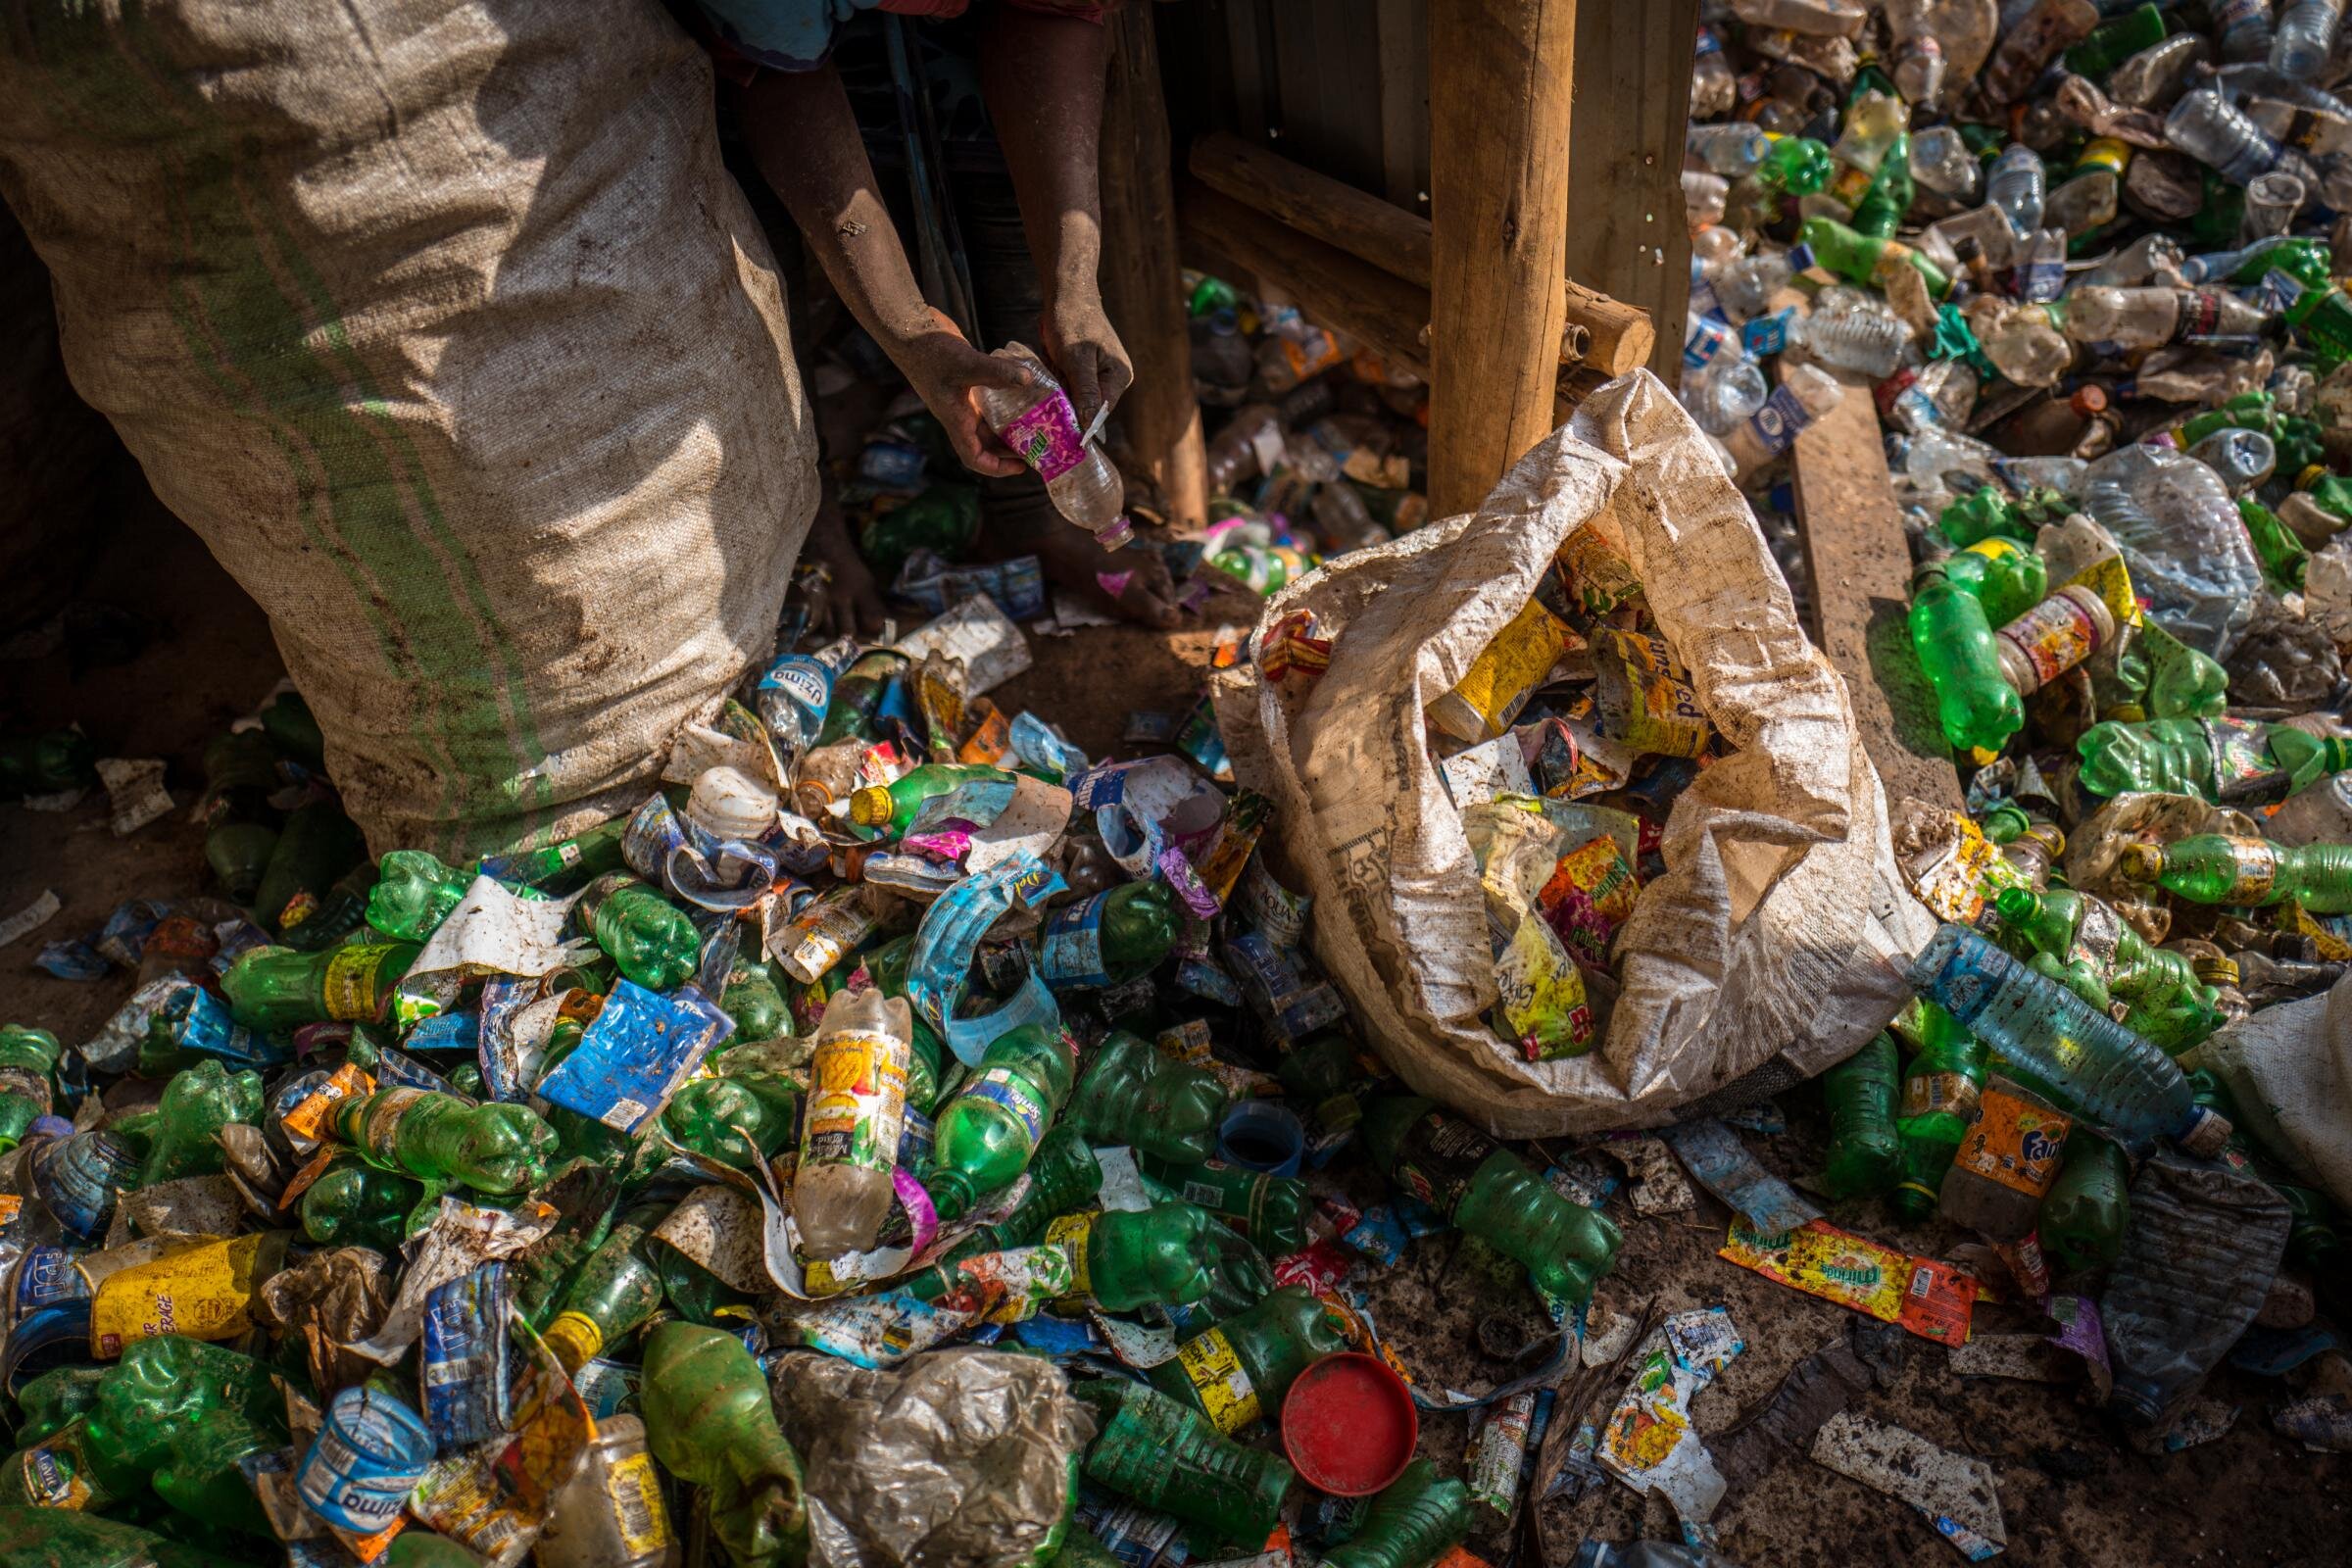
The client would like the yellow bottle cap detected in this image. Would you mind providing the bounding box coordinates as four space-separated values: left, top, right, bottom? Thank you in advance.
2116 842 2163 883
543 1310 604 1373
847 785 895 828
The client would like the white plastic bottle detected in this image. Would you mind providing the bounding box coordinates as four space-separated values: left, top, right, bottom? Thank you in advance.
975 342 1126 536
1725 363 1844 471
794 986 913 1260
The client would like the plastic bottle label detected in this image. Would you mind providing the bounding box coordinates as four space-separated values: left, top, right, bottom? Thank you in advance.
1044 1210 1096 1298
422 1262 513 1449
1744 383 1817 459
1175 1326 1261 1433
2208 837 2282 904
1740 308 1793 358
322 944 406 1022
15 1444 92 1509
281 1061 374 1151
777 891 877 984
1468 1391 1537 1513
1900 1071 1981 1122
756 652 836 736
12 1246 88 1316
607 1449 675 1554
1281 328 1344 381
1950 1088 2071 1198
960 1065 1051 1150
999 389 1089 482
296 1395 436 1534
1684 312 1738 369
1994 589 2103 692
90 1233 275 1356
1039 893 1112 988
803 1030 909 1178
1390 1111 1499 1217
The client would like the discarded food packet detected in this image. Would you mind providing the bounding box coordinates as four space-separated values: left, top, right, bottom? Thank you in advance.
1222 931 1347 1042
891 593 1033 697
1596 1308 1744 1529
896 550 1048 622
1341 1204 1411 1269
536 979 733 1134
421 1261 513 1449
1008 710 1089 782
1124 710 1181 745
1592 630 1710 760
33 938 106 982
1439 734 1536 809
1537 830 1642 967
1467 1390 1539 1519
163 984 290 1069
1719 1220 1975 1348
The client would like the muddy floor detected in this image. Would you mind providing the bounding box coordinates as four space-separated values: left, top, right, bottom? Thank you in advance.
3 493 2346 1567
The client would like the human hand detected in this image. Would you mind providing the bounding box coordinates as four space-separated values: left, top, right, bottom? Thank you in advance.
1040 291 1132 431
802 489 888 637
892 308 1033 479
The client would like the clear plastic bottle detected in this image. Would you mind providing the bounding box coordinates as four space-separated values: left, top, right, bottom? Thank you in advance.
1714 248 1797 321
976 342 1125 534
2188 427 2277 494
1885 0 1953 105
794 986 913 1260
1764 304 1908 379
1985 144 2046 237
1978 304 2072 387
1685 357 1770 435
1690 25 1736 119
2080 232 2185 289
1683 171 1729 228
1725 364 1843 471
2164 88 2283 184
2219 0 2278 63
2080 444 2263 657
1686 122 1769 177
1908 924 2229 1155
1909 125 1980 200
2273 0 2343 78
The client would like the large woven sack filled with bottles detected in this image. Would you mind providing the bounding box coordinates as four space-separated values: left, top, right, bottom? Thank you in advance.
1215 370 1937 1138
0 0 815 860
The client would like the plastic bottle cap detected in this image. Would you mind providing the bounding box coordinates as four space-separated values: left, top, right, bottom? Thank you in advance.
2178 1105 2231 1160
2116 842 2163 882
1217 1101 1307 1179
847 786 895 828
1280 1352 1417 1497
2191 955 2241 988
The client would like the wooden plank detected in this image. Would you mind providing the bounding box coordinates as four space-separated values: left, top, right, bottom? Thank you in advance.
1783 358 1966 812
1561 0 1700 380
1176 177 1433 382
1427 0 1579 516
1100 5 1207 526
1375 0 1429 211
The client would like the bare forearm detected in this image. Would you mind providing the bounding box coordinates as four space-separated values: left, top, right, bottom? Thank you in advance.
979 9 1109 313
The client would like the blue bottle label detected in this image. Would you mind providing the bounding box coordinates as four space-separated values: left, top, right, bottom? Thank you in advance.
420 1262 511 1450
1740 309 1793 358
12 1247 87 1315
961 1065 1051 1148
537 979 734 1132
1039 894 1111 989
296 1389 436 1535
1745 384 1815 459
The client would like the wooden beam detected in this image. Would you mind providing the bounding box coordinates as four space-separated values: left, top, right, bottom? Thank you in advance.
1100 5 1207 526
1561 0 1700 381
1176 177 1433 382
1782 356 1965 812
1188 131 1653 377
1427 0 1579 516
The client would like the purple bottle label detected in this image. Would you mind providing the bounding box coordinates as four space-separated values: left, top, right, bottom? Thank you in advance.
1000 389 1088 482
1039 894 1111 989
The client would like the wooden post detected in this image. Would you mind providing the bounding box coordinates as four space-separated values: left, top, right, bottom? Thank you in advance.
1100 4 1208 526
1427 0 1579 517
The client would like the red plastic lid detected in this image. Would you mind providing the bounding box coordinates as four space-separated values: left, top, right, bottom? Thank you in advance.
1280 1352 1418 1497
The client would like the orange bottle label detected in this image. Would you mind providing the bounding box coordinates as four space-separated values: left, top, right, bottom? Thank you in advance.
1951 1088 2071 1198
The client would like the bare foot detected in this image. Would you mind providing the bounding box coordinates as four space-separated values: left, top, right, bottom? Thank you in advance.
801 488 889 638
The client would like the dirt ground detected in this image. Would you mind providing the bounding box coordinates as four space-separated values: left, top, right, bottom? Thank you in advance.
4 488 2347 1567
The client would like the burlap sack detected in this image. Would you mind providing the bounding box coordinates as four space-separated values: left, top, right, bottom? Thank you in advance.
1214 371 1936 1137
0 0 815 858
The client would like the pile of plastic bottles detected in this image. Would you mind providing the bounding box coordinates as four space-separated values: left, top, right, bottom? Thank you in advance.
1682 0 2352 1443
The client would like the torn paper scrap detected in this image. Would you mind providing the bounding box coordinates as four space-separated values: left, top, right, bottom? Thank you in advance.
1604 1136 1698 1216
0 889 61 949
1596 1306 1745 1527
96 758 172 836
1810 1410 2006 1560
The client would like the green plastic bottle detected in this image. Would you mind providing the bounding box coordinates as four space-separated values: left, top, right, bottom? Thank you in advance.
15 1365 107 1448
1939 535 2048 627
1074 1378 1295 1554
0 727 96 798
1148 1285 1347 1434
2038 1134 2130 1275
659 1244 753 1326
847 762 1020 835
815 650 912 747
279 860 377 954
0 1024 61 1152
1851 132 1914 240
220 941 421 1033
366 849 471 941
1818 1033 1900 1200
2079 718 2352 802
1996 885 2225 1053
300 1158 425 1250
640 1323 808 1568
141 1061 264 1185
334 1087 556 1195
252 797 368 936
862 934 949 1112
476 817 630 892
574 872 702 991
718 954 793 1042
860 483 981 576
1277 1033 1363 1135
1066 1030 1229 1163
1937 487 2038 548
1321 1460 1473 1568
1142 1155 1312 1254
2122 832 2352 913
1360 1097 1622 1303
150 1407 277 1536
1755 133 1833 196
925 1021 1078 1221
198 730 283 904
944 1123 1105 1261
1057 1201 1223 1311
1891 1004 1987 1220
2239 497 2311 592
2279 1182 2347 1276
663 1072 800 1170
1038 882 1182 989
0 1508 252 1568
2064 2 2165 76
543 1200 672 1372
384 1531 496 1568
1797 215 1951 298
1909 564 2023 755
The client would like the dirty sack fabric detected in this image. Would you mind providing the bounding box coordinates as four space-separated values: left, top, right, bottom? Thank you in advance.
0 0 816 859
2190 969 2352 1212
1215 369 1935 1138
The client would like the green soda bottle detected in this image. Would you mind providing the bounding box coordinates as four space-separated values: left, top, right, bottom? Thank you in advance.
385 1532 494 1568
1940 535 2047 626
1055 1526 1125 1568
2288 275 2352 363
2290 465 2352 532
1148 1285 1347 1434
334 1087 556 1194
1074 1378 1295 1554
663 1072 800 1170
859 483 981 576
151 1407 277 1536
366 850 471 941
925 1022 1078 1221
15 1365 107 1447
1851 132 1914 240
1039 882 1182 989
220 941 420 1033
301 1158 425 1250
1360 1097 1622 1303
0 1504 250 1567
1909 564 2023 755
1797 216 1951 298
543 1200 672 1372
1322 1460 1473 1568
2063 3 2165 75
1141 1155 1312 1254
573 872 701 991
2038 1134 2130 1275
815 650 912 747
1278 1032 1363 1135
1891 1003 1987 1220
846 763 1019 835
279 860 378 954
0 1024 61 1152
1995 885 2225 1052
2122 832 2352 913
1937 487 2039 548
0 727 95 797
474 817 629 891
2278 1182 2346 1275
252 797 367 936
2239 497 2310 592
2080 718 2352 802
1066 1030 1229 1163
1756 134 1833 195
1818 1033 1899 1199
718 954 792 1042
659 1244 753 1325
258 688 325 767
141 1061 263 1185
640 1323 808 1568
946 1123 1105 1260
198 730 282 903
1056 1201 1223 1311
